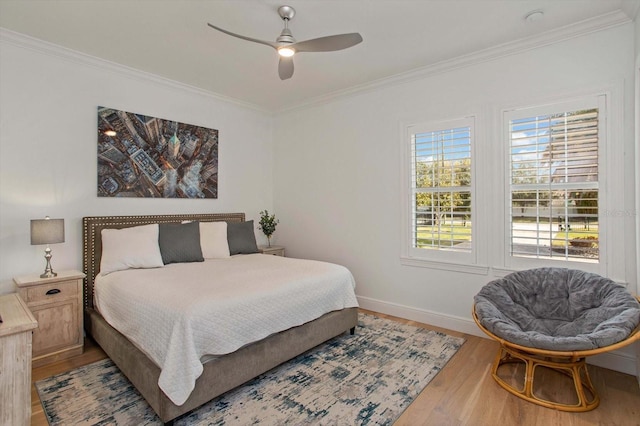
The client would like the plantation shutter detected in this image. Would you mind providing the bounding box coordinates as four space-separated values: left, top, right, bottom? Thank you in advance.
508 106 599 262
411 123 472 253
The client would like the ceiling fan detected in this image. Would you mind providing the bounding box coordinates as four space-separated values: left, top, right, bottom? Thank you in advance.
207 5 363 80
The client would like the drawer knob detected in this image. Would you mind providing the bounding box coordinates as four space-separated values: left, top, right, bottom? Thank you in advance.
45 288 61 295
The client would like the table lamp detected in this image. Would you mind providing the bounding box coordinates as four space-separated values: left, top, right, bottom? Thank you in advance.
31 216 65 278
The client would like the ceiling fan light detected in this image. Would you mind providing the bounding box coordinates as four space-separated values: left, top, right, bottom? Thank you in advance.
278 46 295 57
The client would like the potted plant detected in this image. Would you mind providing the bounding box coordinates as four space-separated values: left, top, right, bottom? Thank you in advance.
258 210 279 247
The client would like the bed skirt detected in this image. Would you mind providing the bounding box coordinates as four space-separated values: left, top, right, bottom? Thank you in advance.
85 307 358 423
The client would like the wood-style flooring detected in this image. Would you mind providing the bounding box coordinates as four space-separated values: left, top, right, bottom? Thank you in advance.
31 309 640 425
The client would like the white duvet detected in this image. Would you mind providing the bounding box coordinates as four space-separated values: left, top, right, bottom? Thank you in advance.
94 254 358 406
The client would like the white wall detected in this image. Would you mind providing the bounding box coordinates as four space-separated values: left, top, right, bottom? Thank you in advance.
634 4 640 384
273 24 638 373
0 31 274 294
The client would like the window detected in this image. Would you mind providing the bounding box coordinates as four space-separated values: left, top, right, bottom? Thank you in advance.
506 98 602 264
403 117 475 265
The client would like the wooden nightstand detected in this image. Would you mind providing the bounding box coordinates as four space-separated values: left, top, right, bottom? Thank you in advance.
0 293 38 426
14 270 85 367
259 245 285 257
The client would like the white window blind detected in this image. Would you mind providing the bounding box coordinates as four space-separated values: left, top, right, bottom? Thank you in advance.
411 123 472 253
509 107 599 263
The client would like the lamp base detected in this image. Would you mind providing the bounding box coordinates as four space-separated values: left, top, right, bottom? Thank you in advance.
41 246 57 278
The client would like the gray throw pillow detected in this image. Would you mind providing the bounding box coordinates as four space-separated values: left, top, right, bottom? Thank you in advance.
158 221 204 264
227 220 259 255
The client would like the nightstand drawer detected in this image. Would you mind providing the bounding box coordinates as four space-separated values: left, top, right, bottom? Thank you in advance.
23 280 78 304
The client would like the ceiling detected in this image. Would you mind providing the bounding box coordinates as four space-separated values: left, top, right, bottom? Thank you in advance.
1 0 638 111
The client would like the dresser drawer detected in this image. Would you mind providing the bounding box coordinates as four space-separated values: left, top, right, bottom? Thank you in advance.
23 280 78 304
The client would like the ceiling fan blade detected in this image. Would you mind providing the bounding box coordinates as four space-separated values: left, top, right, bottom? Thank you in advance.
278 56 294 80
207 23 278 50
292 33 363 53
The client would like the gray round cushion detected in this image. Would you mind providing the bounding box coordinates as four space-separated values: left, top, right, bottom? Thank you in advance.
474 268 640 351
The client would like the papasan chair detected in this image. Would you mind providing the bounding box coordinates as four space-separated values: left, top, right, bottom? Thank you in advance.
473 267 640 412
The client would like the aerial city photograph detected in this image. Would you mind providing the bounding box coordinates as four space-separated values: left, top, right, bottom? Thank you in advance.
97 106 218 198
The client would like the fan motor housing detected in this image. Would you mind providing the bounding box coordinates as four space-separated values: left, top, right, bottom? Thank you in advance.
277 28 296 44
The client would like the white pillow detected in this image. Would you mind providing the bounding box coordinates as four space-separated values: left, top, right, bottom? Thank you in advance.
100 224 164 275
200 221 230 258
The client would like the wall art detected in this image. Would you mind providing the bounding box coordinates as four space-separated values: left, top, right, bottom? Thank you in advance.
97 106 218 198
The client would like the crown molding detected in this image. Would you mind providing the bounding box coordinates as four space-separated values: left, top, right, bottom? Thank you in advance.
0 27 270 114
621 0 640 20
278 10 633 114
1 7 633 116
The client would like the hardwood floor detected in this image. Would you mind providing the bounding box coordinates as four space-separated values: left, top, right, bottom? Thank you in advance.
31 309 640 425
30 339 106 426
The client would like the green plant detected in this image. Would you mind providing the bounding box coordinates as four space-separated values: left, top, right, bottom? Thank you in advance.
258 210 279 246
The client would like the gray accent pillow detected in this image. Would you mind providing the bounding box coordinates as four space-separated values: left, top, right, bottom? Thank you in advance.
158 221 204 265
227 220 259 255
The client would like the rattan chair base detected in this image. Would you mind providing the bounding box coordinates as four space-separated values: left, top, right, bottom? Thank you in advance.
473 297 640 412
491 344 599 412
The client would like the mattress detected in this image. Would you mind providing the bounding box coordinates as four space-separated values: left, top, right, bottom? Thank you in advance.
94 253 359 405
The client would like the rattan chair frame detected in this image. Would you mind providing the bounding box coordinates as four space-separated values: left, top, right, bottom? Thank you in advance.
472 296 640 412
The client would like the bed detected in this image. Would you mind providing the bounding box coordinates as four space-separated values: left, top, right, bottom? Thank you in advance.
83 213 359 424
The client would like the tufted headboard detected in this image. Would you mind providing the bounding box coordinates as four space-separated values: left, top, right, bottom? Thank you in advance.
82 213 245 310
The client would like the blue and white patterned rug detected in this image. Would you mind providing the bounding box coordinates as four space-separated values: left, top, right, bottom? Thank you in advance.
36 314 464 425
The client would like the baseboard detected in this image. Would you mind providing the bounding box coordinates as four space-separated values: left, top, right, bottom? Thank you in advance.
356 295 639 376
356 296 486 339
588 350 639 376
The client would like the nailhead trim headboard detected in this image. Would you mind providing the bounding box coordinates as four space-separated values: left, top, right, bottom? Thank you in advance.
82 213 245 310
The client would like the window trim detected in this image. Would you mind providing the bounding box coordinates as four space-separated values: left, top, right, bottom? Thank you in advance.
400 115 487 273
501 94 608 275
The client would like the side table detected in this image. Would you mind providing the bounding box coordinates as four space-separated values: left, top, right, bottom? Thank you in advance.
258 245 285 257
14 270 85 367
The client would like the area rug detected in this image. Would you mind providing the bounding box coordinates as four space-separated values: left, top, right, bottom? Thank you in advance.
36 314 465 425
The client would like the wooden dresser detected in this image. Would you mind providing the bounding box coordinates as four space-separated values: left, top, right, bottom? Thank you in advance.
14 270 85 367
0 293 38 426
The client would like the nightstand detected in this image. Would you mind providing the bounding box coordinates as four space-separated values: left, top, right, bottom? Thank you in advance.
0 293 38 426
14 270 85 367
259 245 285 257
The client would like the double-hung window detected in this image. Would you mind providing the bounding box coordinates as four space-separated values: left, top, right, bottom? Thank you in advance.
403 117 475 266
506 96 603 265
